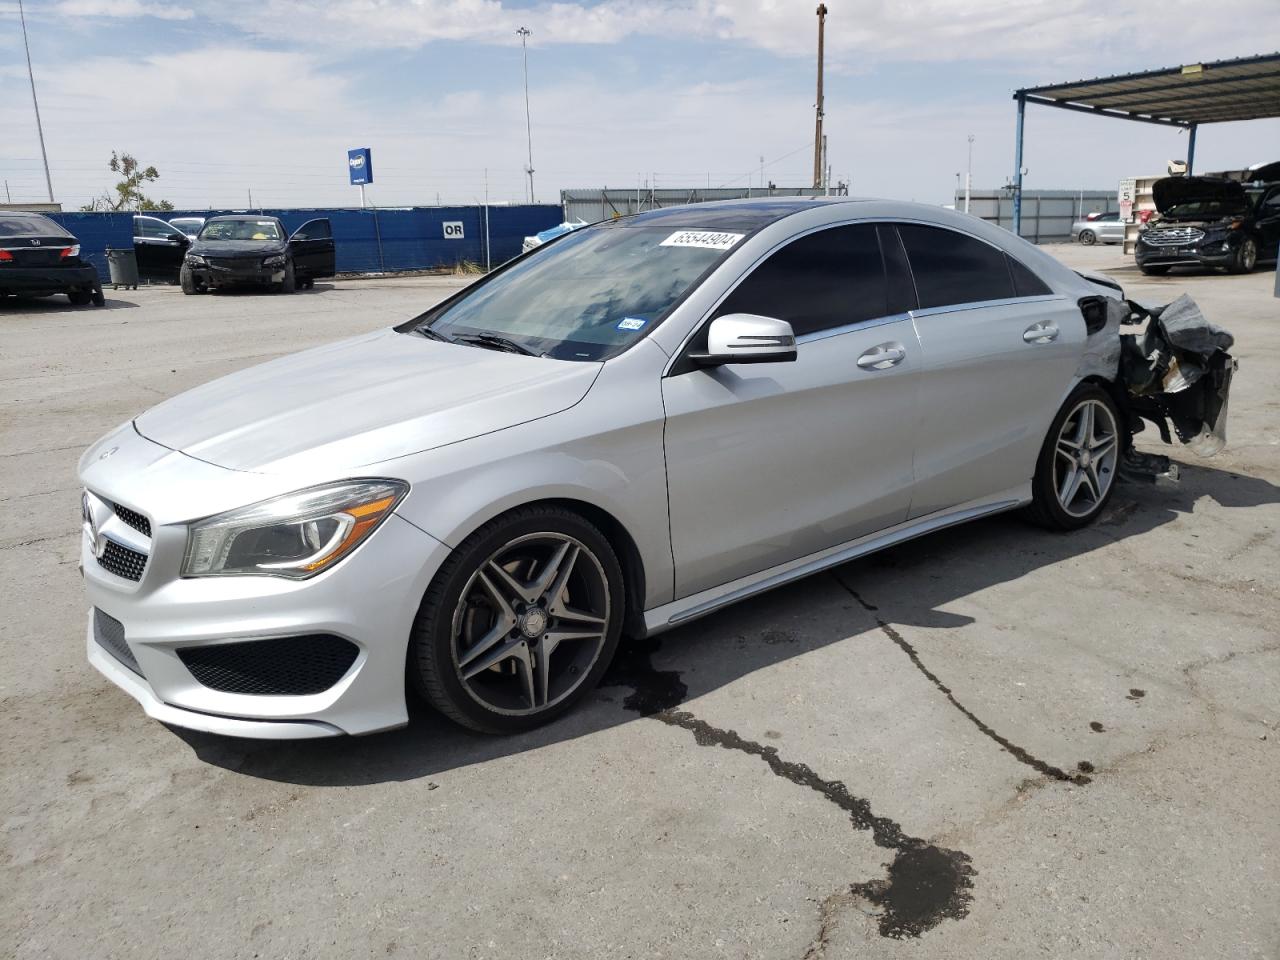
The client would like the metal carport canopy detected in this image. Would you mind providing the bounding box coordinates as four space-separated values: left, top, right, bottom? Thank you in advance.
1010 52 1280 233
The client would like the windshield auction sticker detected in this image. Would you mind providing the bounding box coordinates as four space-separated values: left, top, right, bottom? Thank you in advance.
659 230 745 251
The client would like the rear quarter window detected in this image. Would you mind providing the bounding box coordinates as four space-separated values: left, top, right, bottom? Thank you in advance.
1006 255 1053 297
896 224 1014 309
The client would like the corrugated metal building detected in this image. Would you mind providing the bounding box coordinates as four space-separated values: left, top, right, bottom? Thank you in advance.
960 189 1120 243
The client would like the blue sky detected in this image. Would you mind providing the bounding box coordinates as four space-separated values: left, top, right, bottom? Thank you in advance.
2 0 1277 210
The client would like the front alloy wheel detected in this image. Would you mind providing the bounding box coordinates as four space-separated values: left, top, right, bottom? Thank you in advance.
411 506 624 733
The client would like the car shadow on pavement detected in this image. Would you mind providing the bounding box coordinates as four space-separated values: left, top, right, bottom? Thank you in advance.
174 458 1280 787
1 296 138 313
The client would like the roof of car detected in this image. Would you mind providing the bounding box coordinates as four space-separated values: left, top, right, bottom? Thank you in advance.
624 196 867 231
205 214 283 222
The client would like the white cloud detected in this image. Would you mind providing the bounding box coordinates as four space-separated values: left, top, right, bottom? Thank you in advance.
55 0 195 20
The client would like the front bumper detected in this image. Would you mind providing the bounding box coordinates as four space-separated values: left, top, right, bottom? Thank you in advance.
0 263 100 295
1135 235 1236 268
187 259 285 286
79 428 451 738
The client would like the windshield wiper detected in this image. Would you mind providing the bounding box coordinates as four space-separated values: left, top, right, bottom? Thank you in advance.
414 325 454 343
453 333 539 357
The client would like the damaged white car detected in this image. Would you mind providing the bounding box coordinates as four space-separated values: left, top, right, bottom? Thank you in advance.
77 198 1235 738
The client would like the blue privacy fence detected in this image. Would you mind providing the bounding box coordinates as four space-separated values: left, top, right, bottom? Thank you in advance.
46 205 563 282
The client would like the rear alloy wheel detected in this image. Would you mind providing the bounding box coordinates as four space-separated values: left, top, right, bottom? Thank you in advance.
411 506 624 733
1078 229 1097 245
67 291 92 305
1229 236 1257 275
1026 384 1121 530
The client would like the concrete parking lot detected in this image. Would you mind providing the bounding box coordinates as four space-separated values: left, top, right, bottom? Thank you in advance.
2 251 1277 959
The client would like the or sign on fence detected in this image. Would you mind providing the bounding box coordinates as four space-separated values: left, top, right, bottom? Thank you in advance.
442 221 464 239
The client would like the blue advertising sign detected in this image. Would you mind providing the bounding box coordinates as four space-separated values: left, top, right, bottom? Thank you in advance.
348 148 373 185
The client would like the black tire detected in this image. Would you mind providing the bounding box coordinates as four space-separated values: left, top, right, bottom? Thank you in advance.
1078 229 1097 246
91 286 106 307
179 263 199 295
410 505 625 734
1228 236 1258 275
276 261 296 294
1024 383 1122 531
1139 263 1171 276
67 291 92 306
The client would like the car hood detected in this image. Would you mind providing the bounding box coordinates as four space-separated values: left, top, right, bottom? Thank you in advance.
1151 176 1247 215
133 329 601 474
189 238 288 258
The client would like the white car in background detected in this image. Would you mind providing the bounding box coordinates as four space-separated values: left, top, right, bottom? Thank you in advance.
1073 211 1124 245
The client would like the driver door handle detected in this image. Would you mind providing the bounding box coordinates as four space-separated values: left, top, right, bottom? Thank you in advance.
1023 321 1059 344
856 343 906 370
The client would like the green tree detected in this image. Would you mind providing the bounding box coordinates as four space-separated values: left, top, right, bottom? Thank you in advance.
81 151 174 211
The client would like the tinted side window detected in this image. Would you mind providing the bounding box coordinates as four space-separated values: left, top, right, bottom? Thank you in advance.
716 224 886 337
293 219 332 241
1006 255 1052 297
136 217 172 238
897 224 1014 309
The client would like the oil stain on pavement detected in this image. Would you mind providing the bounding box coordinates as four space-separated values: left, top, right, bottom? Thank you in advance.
601 636 976 940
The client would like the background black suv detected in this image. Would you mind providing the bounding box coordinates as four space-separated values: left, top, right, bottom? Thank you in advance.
1137 162 1280 276
180 215 335 294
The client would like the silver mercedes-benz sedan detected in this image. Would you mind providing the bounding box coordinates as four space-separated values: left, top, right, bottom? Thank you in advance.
79 197 1131 738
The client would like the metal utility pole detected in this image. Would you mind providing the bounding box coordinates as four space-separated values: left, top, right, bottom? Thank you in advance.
517 27 535 203
964 133 974 213
18 0 55 203
812 4 827 188
821 135 829 194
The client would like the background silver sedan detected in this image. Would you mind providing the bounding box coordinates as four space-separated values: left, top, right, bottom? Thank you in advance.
80 197 1126 737
1073 211 1125 245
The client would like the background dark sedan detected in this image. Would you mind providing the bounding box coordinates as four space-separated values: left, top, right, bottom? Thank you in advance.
0 212 104 306
180 215 334 295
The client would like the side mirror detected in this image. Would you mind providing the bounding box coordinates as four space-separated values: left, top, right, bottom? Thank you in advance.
689 313 797 367
165 233 184 242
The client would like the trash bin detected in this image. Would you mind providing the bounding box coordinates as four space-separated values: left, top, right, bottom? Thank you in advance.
106 247 138 290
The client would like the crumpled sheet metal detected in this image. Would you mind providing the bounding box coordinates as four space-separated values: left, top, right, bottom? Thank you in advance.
1116 292 1236 459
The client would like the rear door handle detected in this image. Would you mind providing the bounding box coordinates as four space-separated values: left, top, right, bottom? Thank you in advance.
856 343 906 370
1023 322 1059 344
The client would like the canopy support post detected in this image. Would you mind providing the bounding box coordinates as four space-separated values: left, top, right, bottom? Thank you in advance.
1012 92 1026 237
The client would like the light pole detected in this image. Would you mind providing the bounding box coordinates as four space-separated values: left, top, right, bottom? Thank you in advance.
18 0 54 202
964 133 974 214
517 27 535 204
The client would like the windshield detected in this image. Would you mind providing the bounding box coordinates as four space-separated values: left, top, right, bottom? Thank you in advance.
170 218 203 233
1160 198 1247 218
199 219 283 241
413 224 740 361
0 214 73 238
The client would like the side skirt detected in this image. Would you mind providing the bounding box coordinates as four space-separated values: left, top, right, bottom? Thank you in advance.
641 485 1030 637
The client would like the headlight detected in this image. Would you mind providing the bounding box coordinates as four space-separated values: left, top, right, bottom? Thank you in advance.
182 479 408 579
185 254 206 264
262 254 286 267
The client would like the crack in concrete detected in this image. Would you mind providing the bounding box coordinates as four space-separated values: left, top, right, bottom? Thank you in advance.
832 573 1093 785
601 636 975 941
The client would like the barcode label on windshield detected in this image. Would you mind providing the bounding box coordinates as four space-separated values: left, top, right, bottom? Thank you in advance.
660 230 745 251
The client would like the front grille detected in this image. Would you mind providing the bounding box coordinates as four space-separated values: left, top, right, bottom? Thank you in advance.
98 539 147 581
178 635 359 696
1143 227 1205 247
93 608 142 676
112 502 152 538
207 257 263 273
